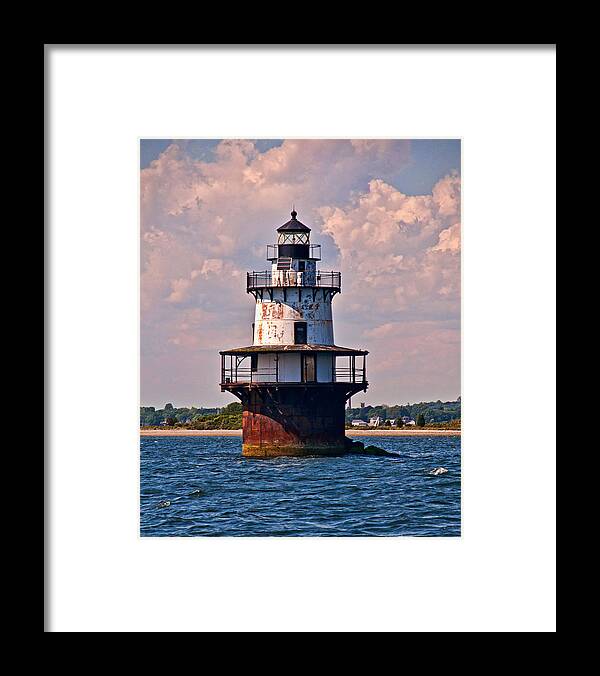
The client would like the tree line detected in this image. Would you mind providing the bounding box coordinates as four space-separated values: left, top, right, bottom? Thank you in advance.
140 402 242 429
141 398 460 429
344 399 461 425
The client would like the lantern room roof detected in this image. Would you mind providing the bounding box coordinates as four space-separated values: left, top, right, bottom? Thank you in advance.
277 209 311 233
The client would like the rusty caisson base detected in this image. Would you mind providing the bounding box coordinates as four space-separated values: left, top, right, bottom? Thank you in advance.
234 384 362 458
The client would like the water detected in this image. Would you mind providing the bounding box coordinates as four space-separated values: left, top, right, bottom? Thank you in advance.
140 436 461 536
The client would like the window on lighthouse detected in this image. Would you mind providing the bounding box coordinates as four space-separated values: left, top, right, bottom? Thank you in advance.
294 322 307 344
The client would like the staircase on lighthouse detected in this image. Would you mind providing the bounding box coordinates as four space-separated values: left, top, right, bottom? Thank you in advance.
220 210 369 457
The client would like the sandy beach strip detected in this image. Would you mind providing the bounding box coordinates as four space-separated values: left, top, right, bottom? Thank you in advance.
140 428 460 437
140 429 242 436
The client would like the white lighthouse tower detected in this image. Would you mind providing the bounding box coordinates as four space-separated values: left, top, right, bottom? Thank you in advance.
220 210 368 457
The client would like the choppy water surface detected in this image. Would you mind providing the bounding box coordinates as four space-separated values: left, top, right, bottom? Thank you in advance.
140 436 461 536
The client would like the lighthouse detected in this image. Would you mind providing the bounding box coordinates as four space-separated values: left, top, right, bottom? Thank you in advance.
220 210 368 457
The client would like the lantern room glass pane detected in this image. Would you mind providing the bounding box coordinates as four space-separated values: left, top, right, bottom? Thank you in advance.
278 232 309 245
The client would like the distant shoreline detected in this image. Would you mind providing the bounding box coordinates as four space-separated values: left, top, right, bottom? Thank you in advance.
140 428 460 437
350 429 460 436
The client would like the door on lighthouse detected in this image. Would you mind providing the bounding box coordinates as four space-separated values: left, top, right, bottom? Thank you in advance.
302 354 316 383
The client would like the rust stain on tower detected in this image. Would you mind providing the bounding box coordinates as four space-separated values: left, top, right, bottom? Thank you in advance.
220 210 368 457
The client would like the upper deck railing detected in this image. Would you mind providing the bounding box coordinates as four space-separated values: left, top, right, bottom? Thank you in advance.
247 270 341 292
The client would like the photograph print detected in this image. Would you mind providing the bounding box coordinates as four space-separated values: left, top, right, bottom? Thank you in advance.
140 139 461 537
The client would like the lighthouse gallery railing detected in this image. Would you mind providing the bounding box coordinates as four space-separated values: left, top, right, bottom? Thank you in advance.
247 270 341 292
221 354 366 385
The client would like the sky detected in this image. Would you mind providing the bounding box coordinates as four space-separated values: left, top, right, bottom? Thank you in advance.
141 139 461 408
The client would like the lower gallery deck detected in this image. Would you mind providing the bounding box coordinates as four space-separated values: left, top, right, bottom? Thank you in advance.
220 345 368 457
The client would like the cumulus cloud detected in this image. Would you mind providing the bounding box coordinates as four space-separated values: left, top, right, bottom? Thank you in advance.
140 139 460 406
317 173 461 402
320 173 461 316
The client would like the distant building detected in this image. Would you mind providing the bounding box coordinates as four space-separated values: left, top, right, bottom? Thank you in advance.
401 416 413 424
351 419 368 428
389 418 397 427
368 416 381 427
405 420 416 426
